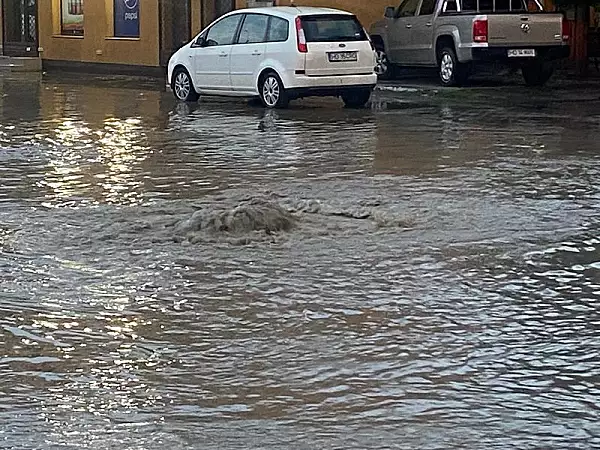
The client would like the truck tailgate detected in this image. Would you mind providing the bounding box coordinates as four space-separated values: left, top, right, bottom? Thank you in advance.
488 14 563 46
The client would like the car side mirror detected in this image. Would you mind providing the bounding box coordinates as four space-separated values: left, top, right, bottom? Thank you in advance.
384 6 396 18
195 36 207 47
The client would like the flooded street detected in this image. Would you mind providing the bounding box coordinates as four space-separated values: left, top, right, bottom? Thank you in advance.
1 73 600 449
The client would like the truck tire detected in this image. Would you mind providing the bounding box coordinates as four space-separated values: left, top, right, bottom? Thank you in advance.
522 62 554 86
374 44 395 80
438 47 468 87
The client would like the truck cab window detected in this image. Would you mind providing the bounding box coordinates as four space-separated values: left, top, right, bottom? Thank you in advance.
419 0 437 15
397 0 422 17
443 0 458 12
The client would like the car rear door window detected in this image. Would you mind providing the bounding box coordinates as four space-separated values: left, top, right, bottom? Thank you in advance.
237 14 269 44
300 15 367 42
206 14 242 46
267 16 289 42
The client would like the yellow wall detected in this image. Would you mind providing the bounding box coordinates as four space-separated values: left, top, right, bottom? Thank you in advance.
273 0 391 29
39 0 160 66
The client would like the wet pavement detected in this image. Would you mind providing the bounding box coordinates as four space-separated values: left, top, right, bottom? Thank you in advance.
1 72 600 449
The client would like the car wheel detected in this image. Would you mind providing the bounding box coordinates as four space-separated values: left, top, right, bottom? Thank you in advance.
259 72 289 109
342 89 372 108
522 62 554 86
172 68 200 102
438 47 468 87
375 46 394 80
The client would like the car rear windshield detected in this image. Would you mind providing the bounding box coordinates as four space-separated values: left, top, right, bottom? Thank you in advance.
300 15 367 42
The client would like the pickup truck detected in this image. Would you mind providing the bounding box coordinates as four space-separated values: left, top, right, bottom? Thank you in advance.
370 0 570 86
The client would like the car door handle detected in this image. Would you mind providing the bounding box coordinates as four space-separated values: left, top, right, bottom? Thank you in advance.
405 24 412 28
426 22 432 27
219 53 228 57
252 51 262 56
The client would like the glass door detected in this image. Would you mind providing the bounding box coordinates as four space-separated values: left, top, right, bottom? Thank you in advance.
2 0 38 57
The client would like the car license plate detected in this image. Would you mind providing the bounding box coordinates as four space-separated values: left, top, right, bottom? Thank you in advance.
508 49 536 57
328 51 358 62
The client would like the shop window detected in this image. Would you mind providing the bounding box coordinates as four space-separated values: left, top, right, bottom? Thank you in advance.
114 0 140 37
61 0 84 36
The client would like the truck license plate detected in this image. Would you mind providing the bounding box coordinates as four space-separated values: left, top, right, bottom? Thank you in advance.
328 51 358 62
508 49 536 57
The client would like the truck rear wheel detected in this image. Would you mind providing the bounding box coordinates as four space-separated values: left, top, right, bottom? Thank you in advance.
438 47 468 87
522 62 554 86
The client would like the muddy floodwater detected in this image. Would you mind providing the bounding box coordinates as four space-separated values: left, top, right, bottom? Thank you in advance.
1 73 600 449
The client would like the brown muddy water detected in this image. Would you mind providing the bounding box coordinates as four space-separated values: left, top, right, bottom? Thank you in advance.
1 73 600 449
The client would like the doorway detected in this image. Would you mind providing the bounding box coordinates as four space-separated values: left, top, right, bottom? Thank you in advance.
1 0 38 56
159 0 191 67
201 0 235 28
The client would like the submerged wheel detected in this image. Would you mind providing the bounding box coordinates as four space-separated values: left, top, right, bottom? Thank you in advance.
259 72 289 109
342 89 372 108
438 47 468 87
172 68 199 102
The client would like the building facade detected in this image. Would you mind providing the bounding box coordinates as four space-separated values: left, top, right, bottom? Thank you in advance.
1 0 391 73
1 0 597 74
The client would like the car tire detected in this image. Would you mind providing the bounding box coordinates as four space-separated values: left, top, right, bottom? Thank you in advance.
522 62 554 86
259 72 289 109
172 68 200 102
342 89 372 108
438 47 468 87
374 45 395 80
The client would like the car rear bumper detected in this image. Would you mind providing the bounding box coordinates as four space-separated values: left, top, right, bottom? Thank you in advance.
286 83 376 99
284 73 378 90
471 45 570 63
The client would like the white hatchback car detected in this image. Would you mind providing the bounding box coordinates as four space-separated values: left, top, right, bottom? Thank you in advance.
167 6 377 108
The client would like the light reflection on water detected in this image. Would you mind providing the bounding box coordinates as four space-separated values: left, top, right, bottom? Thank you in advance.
1 74 600 449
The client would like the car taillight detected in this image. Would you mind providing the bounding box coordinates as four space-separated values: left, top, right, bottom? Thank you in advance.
296 17 307 53
562 18 570 41
473 18 488 43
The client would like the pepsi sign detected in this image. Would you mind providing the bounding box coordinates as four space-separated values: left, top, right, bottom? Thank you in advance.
115 0 140 37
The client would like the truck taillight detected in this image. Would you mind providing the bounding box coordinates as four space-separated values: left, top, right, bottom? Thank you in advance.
473 19 488 43
296 17 308 53
562 18 570 41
